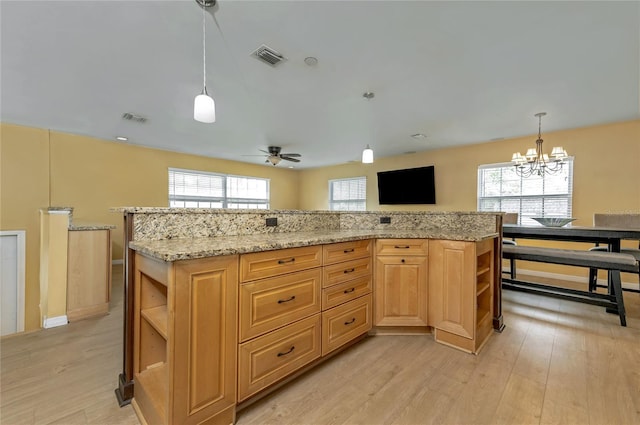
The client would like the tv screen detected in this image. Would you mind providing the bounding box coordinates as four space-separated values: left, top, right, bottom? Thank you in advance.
377 166 436 205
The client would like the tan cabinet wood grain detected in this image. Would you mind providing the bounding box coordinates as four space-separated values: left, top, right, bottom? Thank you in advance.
240 245 322 282
239 268 321 342
66 229 111 321
322 294 372 356
238 314 321 402
374 251 428 327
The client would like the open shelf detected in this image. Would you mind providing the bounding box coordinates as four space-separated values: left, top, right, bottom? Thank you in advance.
135 363 168 424
476 280 491 296
141 305 168 340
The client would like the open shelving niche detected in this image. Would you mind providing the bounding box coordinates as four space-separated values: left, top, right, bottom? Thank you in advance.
135 267 169 423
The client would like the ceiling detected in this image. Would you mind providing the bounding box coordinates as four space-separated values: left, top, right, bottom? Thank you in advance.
1 1 638 169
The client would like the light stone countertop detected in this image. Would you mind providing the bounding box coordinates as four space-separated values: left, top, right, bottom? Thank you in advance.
69 223 116 231
129 229 499 262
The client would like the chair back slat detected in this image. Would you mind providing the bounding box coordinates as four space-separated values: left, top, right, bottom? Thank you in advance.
503 213 518 225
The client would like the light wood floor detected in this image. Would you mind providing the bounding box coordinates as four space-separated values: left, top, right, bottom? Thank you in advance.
2 266 639 424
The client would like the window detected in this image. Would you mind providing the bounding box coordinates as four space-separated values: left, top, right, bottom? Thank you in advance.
329 177 366 211
169 168 269 209
477 159 573 225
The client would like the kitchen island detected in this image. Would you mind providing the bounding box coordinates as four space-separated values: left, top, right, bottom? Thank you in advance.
112 208 503 424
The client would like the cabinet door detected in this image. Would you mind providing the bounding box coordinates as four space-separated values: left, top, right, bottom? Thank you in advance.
172 255 238 425
67 229 111 321
428 240 475 339
374 255 428 326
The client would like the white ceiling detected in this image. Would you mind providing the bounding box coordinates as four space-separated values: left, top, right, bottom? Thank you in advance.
1 1 638 169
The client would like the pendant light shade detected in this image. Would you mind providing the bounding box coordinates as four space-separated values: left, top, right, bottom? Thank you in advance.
194 89 216 123
362 144 374 164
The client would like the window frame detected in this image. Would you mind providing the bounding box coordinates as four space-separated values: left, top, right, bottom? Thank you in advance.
328 177 367 211
477 159 574 225
168 167 270 209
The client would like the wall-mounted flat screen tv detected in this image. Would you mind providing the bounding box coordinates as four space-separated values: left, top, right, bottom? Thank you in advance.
377 165 436 205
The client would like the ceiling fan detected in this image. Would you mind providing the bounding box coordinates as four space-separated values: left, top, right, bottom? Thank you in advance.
259 146 302 166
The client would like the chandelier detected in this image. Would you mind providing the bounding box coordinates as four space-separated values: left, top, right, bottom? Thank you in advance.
511 112 568 177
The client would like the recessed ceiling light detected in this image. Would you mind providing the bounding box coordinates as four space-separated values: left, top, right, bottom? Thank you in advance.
411 133 427 139
115 136 128 141
304 56 318 66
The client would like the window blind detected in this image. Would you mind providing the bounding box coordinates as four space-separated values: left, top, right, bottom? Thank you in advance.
329 177 366 211
477 159 573 225
169 168 269 209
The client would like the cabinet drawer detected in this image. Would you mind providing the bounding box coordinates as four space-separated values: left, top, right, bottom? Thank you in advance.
323 240 372 265
239 269 321 342
323 257 372 288
240 245 322 282
376 239 428 256
322 294 372 356
322 275 372 311
238 315 321 402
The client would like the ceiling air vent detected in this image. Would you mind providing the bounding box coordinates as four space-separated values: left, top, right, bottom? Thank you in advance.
251 44 287 67
121 112 148 124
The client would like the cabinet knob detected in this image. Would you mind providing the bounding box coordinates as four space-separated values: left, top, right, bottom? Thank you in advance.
401 258 405 263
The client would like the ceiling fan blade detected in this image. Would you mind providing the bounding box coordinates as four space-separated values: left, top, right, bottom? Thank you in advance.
281 156 301 163
280 153 301 157
259 149 271 155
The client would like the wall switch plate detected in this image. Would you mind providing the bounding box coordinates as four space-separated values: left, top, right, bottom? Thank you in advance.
380 216 391 224
266 217 278 227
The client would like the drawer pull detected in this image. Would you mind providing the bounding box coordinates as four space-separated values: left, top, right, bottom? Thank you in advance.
343 268 355 274
394 245 411 249
278 258 296 264
343 287 355 294
277 346 295 357
343 248 355 253
344 318 356 325
277 296 296 304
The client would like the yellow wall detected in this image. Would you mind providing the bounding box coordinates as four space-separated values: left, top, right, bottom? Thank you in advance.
299 120 640 217
1 123 300 331
299 119 640 281
1 124 50 331
2 120 638 331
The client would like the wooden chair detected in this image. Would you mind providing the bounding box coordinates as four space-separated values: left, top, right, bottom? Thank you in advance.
502 213 519 278
588 213 640 293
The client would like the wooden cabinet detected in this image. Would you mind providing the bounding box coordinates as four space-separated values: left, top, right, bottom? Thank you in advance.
238 315 322 401
238 245 323 402
239 268 322 342
133 253 238 425
321 240 373 356
66 229 111 321
428 238 494 354
374 239 428 327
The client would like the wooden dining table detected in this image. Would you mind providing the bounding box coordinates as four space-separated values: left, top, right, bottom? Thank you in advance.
502 224 640 253
501 223 640 319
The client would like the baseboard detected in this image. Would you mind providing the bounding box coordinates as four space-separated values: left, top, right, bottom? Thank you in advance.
515 268 638 291
112 259 124 265
43 315 68 329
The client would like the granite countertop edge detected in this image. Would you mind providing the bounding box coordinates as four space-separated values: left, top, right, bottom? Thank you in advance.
129 230 499 262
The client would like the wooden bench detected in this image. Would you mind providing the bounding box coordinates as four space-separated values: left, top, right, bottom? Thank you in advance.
501 245 639 326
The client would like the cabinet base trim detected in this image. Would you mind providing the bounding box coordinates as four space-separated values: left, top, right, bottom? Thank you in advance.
370 326 431 335
43 315 68 329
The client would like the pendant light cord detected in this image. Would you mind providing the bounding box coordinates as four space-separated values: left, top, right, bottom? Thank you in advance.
202 5 207 92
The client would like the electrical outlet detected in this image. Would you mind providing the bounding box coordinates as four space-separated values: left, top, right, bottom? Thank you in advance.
266 217 278 227
380 216 391 224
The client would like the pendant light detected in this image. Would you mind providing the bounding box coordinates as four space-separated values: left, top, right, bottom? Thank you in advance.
362 144 374 163
194 1 216 123
361 91 375 163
